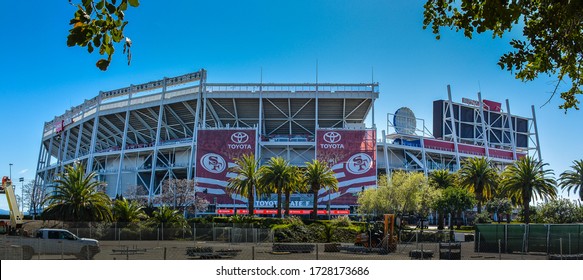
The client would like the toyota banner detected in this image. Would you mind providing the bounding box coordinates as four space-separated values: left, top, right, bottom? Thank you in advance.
195 129 257 205
316 129 376 206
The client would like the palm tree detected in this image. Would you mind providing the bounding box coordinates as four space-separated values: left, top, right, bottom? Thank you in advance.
148 205 188 228
43 162 112 223
559 159 583 201
260 157 292 218
227 154 262 216
429 169 456 189
148 205 189 239
283 166 306 217
501 156 557 224
304 159 338 220
429 169 456 229
112 198 147 224
457 157 498 213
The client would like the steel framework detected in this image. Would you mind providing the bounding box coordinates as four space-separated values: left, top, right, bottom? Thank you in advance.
34 73 539 213
34 70 378 206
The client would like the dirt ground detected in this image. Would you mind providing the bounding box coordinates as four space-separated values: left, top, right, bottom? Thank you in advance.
26 240 549 260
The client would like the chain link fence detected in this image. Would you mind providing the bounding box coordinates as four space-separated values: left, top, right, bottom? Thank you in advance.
3 222 580 260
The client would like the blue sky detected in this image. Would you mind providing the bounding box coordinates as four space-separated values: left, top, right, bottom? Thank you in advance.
0 1 581 210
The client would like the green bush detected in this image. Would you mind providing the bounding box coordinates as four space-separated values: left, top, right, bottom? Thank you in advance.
272 222 359 243
119 228 141 240
474 212 493 224
331 216 352 227
212 217 230 224
459 225 474 231
537 199 583 223
282 216 305 226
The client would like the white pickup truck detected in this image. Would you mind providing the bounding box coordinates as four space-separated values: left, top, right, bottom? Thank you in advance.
2 228 100 260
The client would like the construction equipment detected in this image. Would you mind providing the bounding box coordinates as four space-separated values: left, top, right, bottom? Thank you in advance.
1 176 24 234
352 214 398 253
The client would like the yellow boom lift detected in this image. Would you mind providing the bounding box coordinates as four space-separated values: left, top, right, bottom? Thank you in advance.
1 176 24 234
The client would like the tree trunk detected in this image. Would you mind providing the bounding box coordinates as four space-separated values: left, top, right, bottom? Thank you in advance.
437 210 445 230
248 186 255 216
523 201 530 224
311 187 318 220
456 210 462 229
277 188 283 218
284 190 291 217
523 193 531 224
476 189 483 214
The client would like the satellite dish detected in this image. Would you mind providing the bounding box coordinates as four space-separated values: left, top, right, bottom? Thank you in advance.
394 107 416 135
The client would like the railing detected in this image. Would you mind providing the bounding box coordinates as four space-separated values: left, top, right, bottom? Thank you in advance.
206 83 378 93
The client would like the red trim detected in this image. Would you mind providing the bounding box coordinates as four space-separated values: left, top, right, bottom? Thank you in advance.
216 209 234 214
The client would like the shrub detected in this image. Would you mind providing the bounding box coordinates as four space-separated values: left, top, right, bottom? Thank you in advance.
537 199 583 223
474 212 493 224
282 216 305 226
459 225 474 231
331 215 352 227
272 222 359 243
212 217 230 224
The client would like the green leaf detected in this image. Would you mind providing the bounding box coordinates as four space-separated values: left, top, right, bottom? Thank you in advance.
118 1 128 11
106 2 116 14
96 0 105 10
87 42 94 53
96 59 110 71
93 35 102 47
128 0 140 8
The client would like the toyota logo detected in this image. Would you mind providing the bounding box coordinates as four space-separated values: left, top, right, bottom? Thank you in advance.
346 153 372 174
231 132 249 144
323 131 341 143
200 153 226 173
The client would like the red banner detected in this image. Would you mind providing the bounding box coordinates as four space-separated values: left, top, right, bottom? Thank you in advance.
316 129 376 206
215 209 350 215
195 129 256 205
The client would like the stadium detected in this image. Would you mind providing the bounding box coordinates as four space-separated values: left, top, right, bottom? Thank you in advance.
33 69 541 216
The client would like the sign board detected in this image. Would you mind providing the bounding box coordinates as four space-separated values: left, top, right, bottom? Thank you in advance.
462 97 481 107
195 128 256 205
316 129 376 206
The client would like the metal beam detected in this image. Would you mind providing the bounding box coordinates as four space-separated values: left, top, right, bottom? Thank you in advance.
531 105 542 161
447 85 461 170
101 115 131 145
477 92 490 159
115 113 148 144
149 79 167 202
505 99 517 160
133 110 157 140
116 110 131 196
165 105 193 136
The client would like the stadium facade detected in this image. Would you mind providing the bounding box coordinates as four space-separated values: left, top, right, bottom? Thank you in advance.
34 69 541 215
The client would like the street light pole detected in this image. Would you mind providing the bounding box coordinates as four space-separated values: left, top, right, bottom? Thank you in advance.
9 163 13 180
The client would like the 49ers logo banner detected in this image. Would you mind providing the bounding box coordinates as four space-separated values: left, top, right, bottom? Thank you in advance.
316 129 376 205
195 129 256 204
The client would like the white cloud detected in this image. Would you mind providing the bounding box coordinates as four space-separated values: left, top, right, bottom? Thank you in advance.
19 169 28 174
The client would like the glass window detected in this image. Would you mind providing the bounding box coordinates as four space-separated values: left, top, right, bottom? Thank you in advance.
47 231 59 239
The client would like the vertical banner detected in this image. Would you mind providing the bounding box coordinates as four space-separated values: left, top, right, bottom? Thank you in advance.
195 128 256 205
316 129 376 206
